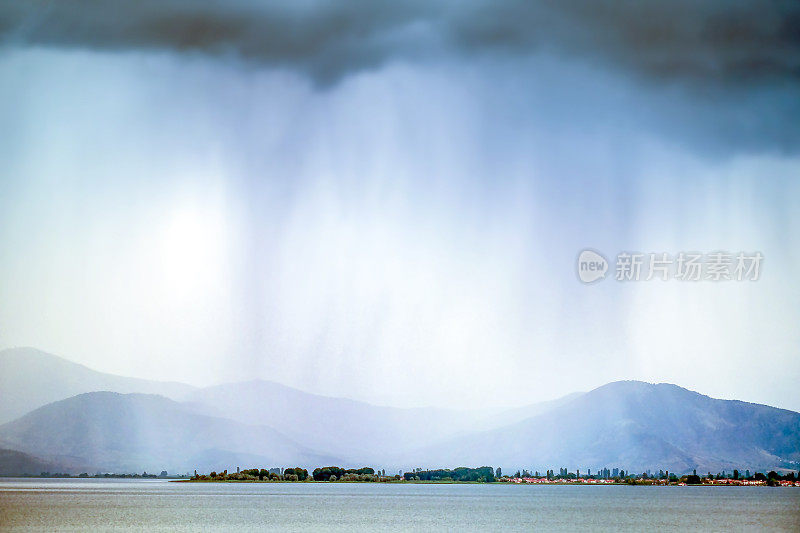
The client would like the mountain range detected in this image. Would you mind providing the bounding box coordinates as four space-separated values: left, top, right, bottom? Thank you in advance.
413 381 800 473
0 391 335 474
184 380 479 460
0 347 798 476
0 347 194 424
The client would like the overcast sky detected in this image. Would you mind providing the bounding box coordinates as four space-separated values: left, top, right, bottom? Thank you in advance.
1 0 799 411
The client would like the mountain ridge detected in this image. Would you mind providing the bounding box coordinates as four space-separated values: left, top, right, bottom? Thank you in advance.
0 347 195 424
0 391 340 474
408 380 800 473
1 348 798 475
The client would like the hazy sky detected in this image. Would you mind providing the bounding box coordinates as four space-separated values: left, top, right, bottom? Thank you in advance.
1 1 799 411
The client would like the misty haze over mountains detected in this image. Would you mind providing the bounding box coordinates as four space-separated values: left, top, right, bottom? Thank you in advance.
0 392 336 474
0 347 798 476
0 347 193 424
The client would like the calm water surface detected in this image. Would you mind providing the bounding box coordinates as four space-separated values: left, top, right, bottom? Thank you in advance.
1 478 798 532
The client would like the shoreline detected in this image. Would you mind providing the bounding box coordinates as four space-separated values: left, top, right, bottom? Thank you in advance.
175 479 799 487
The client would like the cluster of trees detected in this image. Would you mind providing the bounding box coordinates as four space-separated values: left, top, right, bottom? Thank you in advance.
33 471 181 479
509 468 628 480
192 466 393 482
687 470 798 486
402 466 495 482
763 471 797 486
283 467 309 481
312 466 389 482
503 467 800 485
190 465 798 485
193 467 309 482
623 470 798 486
238 467 309 481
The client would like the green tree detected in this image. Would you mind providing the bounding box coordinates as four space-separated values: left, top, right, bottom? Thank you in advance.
284 467 309 481
313 466 345 481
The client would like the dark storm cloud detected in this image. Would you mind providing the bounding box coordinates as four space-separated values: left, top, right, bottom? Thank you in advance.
0 0 438 85
1 0 798 153
451 0 800 87
2 0 799 87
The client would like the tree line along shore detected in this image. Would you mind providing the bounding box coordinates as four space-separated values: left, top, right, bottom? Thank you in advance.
185 466 800 486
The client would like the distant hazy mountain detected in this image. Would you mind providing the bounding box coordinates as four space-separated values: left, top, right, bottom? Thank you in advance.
412 381 800 473
0 347 195 424
0 392 338 474
0 347 570 467
0 448 70 476
185 380 480 463
3 347 797 474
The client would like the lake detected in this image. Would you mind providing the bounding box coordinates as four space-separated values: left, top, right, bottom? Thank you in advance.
1 479 798 531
